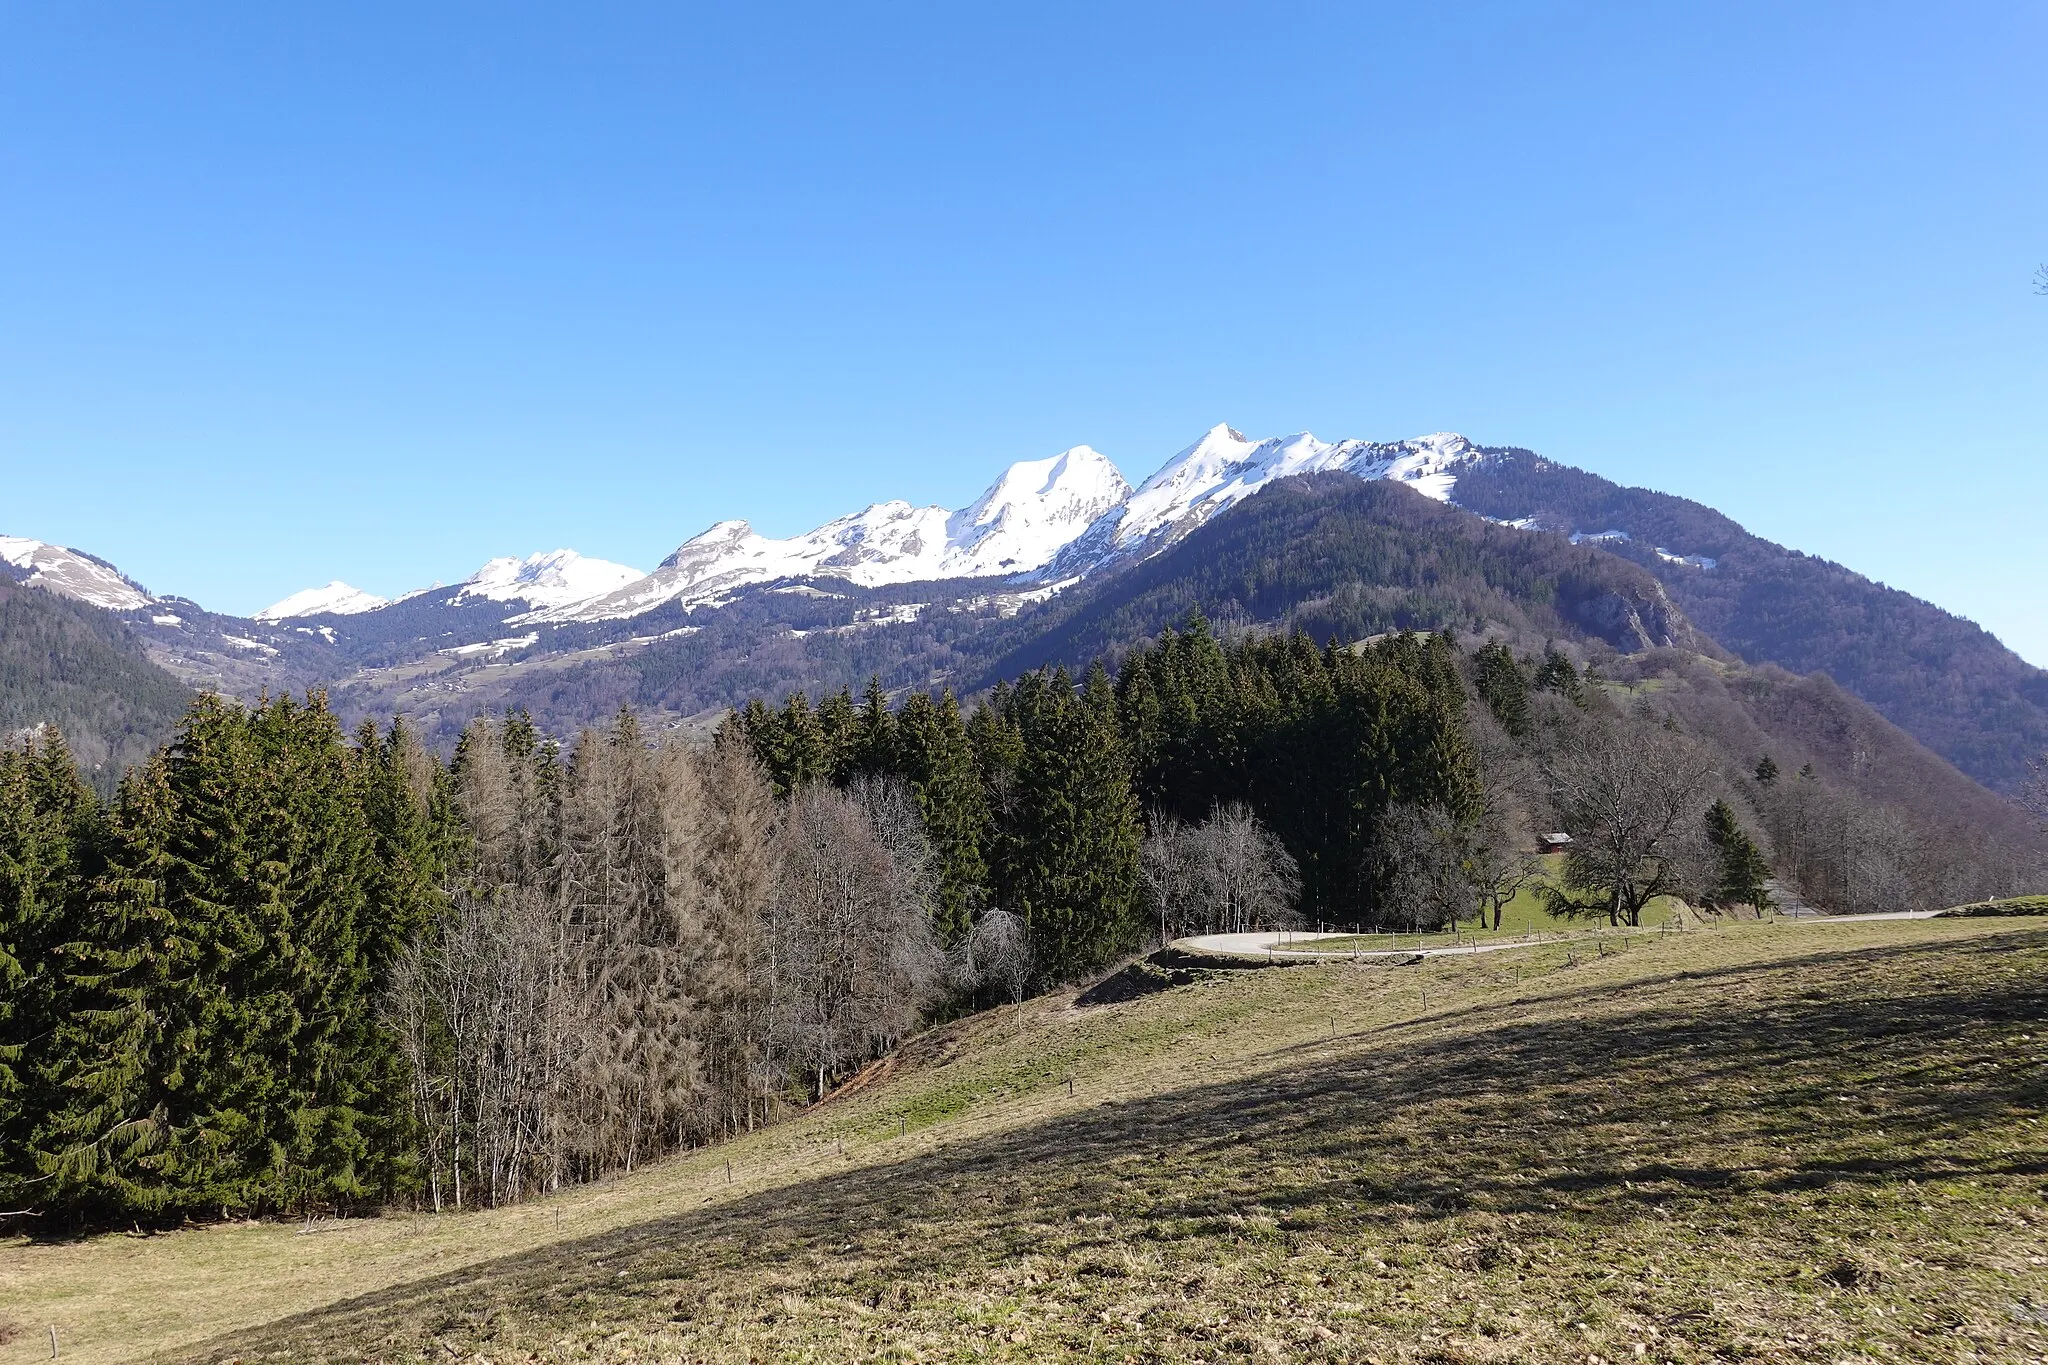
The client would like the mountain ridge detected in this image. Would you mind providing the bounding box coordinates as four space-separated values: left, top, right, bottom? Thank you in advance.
4 423 2041 796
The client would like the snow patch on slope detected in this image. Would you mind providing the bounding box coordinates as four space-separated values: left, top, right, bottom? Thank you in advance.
0 536 153 611
256 580 389 621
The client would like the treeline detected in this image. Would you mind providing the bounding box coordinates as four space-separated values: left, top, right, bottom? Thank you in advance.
733 621 1481 979
0 696 960 1222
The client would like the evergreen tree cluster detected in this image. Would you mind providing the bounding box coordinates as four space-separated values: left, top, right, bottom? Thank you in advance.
736 617 1482 978
0 696 439 1222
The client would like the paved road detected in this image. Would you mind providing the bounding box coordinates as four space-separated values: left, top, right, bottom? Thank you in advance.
1174 911 1946 963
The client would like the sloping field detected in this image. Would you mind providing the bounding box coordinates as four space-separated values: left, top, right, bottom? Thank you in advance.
4 918 2045 1364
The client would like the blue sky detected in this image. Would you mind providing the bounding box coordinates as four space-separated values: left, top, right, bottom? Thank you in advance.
2 3 2044 662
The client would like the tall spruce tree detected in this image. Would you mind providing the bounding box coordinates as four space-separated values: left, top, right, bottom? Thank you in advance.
1705 798 1774 912
0 729 103 1211
1473 641 1532 738
354 718 447 975
816 688 859 783
851 677 898 780
893 690 987 944
998 665 1143 984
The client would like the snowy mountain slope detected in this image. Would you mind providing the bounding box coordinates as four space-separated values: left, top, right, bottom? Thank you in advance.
447 550 644 610
258 550 644 622
944 446 1133 574
529 445 1131 622
255 581 389 621
0 535 154 612
236 429 1478 630
1040 426 1482 579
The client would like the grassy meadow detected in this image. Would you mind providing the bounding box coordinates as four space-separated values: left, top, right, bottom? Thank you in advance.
3 915 2044 1364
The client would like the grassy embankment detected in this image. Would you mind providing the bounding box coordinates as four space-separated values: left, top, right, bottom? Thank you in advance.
3 915 2045 1364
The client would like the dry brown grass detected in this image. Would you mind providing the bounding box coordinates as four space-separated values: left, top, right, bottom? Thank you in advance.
4 917 2045 1364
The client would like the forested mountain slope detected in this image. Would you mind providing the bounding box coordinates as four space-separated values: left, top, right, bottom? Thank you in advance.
293 473 2041 871
0 578 190 788
1593 648 2040 888
325 476 1706 745
977 474 1701 683
1449 450 2048 793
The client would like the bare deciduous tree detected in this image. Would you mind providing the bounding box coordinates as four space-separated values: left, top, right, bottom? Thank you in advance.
958 907 1032 1004
557 718 705 1175
1140 802 1301 940
1370 803 1476 932
1470 811 1543 931
765 783 940 1101
1542 720 1713 927
1139 811 1204 945
1197 801 1302 934
694 727 779 1138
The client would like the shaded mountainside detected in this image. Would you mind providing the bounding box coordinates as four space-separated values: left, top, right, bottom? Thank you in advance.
976 474 1701 683
0 578 190 788
1596 649 2040 877
1450 451 2048 793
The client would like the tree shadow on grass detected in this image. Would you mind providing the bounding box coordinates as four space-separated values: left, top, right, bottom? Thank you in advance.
188 929 2048 1361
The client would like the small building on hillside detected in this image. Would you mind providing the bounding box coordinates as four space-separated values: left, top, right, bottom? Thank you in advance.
1539 832 1573 854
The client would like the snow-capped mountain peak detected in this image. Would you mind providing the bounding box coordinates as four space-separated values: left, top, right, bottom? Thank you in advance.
945 445 1132 574
1043 426 1485 578
0 535 153 611
255 581 389 621
448 549 645 610
128 425 1489 632
254 551 642 624
528 443 1134 623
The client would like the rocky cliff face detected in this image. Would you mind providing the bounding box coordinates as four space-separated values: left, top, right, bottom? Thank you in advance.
1564 578 1695 652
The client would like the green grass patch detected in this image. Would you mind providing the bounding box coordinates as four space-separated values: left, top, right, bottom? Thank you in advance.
6 918 2046 1364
